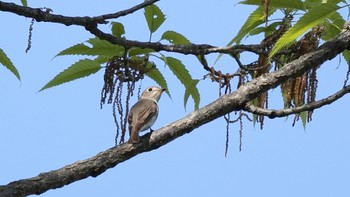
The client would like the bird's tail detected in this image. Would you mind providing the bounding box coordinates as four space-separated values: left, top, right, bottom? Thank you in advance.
128 127 140 144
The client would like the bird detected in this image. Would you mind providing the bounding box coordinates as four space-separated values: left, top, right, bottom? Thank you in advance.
128 86 166 144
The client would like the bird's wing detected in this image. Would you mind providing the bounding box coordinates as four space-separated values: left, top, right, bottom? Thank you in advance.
136 99 158 126
128 99 158 131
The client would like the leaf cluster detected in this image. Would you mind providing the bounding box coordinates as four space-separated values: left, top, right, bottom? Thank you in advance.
39 4 200 110
226 0 350 128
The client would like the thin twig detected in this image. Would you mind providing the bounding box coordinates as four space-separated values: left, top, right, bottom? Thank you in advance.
244 84 350 118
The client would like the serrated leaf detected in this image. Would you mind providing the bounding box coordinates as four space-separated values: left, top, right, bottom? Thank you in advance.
0 48 20 81
128 47 155 57
342 50 350 67
215 6 276 64
21 0 27 6
304 0 320 8
163 56 200 109
300 111 307 129
55 38 124 58
144 4 166 34
39 59 101 91
240 0 305 10
94 56 112 64
55 44 92 57
269 3 340 58
304 0 344 7
322 20 341 41
111 22 125 37
86 38 125 56
328 10 345 28
249 21 281 36
145 63 171 98
249 27 266 36
228 6 277 45
184 79 200 110
161 30 190 44
251 98 259 127
321 11 344 41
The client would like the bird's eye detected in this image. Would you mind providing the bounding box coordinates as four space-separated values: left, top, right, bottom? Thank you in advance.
148 88 153 92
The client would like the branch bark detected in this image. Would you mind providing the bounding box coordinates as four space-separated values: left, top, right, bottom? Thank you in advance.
244 84 350 118
0 1 264 56
0 0 159 26
1 27 350 197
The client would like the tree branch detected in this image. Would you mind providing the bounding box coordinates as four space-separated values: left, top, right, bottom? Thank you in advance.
97 0 160 20
1 26 350 197
0 0 265 56
244 84 350 118
0 0 159 26
85 25 266 55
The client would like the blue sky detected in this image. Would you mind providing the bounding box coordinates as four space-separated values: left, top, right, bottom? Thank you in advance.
1 0 350 196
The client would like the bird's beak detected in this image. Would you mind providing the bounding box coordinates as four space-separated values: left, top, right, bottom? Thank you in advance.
161 88 166 92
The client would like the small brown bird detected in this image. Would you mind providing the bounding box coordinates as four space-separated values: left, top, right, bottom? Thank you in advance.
128 86 166 144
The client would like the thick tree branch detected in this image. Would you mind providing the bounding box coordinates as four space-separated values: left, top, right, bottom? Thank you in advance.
95 0 160 20
0 1 265 56
85 25 265 55
1 27 350 197
244 84 350 118
0 0 159 26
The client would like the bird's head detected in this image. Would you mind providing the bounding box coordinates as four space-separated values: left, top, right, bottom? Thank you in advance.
141 86 166 102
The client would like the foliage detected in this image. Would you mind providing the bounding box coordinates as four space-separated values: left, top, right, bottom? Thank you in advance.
269 3 341 58
39 59 101 91
2 0 350 131
226 6 277 45
161 30 191 44
44 6 200 109
0 48 20 81
2 0 350 195
144 4 166 40
161 56 200 110
21 0 27 7
222 0 350 128
37 4 200 143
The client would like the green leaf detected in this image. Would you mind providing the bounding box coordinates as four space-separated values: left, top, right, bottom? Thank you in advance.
342 50 350 67
184 79 200 110
240 0 305 10
39 59 101 91
251 98 259 127
128 47 155 57
111 22 125 37
145 62 171 98
94 56 112 64
228 6 277 45
249 21 281 37
304 0 344 8
321 11 344 41
328 10 345 28
163 56 200 109
300 111 307 129
322 20 342 41
161 30 190 44
86 38 124 56
144 4 166 34
55 38 124 57
55 43 92 57
249 27 267 36
215 6 276 64
21 0 27 6
0 48 20 81
269 3 340 58
304 0 321 8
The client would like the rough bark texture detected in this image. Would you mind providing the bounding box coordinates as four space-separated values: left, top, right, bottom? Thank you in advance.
1 29 350 196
